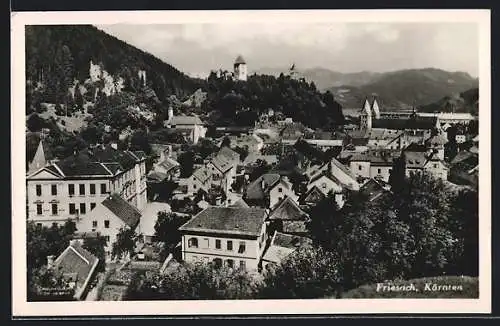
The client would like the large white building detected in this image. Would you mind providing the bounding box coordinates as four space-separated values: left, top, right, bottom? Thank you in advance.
26 145 147 227
178 206 268 271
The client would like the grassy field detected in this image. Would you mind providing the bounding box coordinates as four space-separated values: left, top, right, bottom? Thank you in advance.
342 276 479 299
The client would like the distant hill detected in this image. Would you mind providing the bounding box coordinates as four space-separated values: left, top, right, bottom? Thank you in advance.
254 66 478 111
328 68 478 110
418 87 479 114
252 67 381 90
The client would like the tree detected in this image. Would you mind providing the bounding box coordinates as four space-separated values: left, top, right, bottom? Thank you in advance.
233 145 249 161
27 220 76 271
447 189 479 276
259 245 341 299
130 129 152 155
126 262 261 300
177 151 195 178
82 235 107 272
221 136 231 148
307 192 385 290
153 211 190 252
111 227 139 260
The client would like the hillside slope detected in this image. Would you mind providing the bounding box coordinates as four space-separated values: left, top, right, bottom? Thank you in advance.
329 68 478 110
25 25 201 109
419 87 479 114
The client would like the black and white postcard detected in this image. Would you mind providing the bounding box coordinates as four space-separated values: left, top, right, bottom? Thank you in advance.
11 9 491 316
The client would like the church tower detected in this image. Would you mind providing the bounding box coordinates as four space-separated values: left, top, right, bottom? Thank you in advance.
234 55 247 81
360 98 373 131
371 97 381 119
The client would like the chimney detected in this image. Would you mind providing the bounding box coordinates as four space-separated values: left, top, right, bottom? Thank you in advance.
47 255 55 269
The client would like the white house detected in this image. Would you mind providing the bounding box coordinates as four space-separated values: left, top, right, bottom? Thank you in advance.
76 194 142 258
178 207 267 271
164 107 207 144
26 145 147 227
244 173 298 209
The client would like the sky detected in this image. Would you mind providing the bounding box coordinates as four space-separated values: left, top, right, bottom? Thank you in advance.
96 22 478 79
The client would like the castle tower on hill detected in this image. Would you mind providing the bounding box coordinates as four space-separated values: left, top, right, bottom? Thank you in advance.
234 55 247 81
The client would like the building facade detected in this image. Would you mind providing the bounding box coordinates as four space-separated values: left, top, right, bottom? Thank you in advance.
26 146 147 226
179 207 268 271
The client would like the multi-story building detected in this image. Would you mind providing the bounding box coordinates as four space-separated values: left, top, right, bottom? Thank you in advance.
178 206 268 271
26 145 147 227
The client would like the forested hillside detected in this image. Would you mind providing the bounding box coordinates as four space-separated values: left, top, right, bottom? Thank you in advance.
418 87 479 114
201 72 345 130
25 25 202 112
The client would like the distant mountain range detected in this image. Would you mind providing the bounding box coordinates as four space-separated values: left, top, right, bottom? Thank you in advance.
253 67 479 110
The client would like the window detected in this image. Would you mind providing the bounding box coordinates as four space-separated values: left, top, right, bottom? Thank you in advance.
358 165 362 171
36 185 42 196
36 223 42 228
100 183 107 194
215 239 221 249
92 221 97 228
90 184 96 195
238 241 246 254
278 187 283 193
69 203 76 214
80 203 86 215
51 204 58 215
67 184 75 196
90 203 96 210
51 185 57 196
202 238 209 248
239 260 246 269
434 163 438 168
104 220 110 228
213 258 223 268
79 184 85 195
188 237 198 248
226 259 234 268
321 182 327 189
378 168 382 174
36 204 42 215
227 240 233 251
104 236 110 242
193 184 197 189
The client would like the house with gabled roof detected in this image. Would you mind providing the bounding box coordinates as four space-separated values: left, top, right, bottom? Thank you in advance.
300 185 327 206
26 145 147 227
76 193 141 258
360 178 392 202
47 241 99 300
404 150 448 181
244 173 298 209
267 196 309 236
178 206 268 271
164 107 207 144
261 231 312 271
